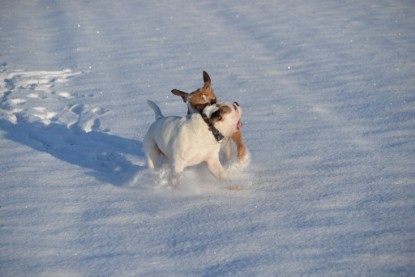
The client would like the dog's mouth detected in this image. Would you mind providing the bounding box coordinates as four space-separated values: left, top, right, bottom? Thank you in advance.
237 120 242 131
234 102 242 131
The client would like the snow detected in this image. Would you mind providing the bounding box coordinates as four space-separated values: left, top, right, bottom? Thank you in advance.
1 0 414 276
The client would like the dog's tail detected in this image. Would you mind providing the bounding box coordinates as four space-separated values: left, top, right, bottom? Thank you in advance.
147 100 164 120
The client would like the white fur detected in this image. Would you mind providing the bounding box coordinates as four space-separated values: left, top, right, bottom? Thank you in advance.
144 100 242 185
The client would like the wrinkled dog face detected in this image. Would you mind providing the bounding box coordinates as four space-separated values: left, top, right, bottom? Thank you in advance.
171 71 217 114
204 102 242 137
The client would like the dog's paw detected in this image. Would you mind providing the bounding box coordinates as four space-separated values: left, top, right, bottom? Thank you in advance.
237 148 251 166
225 184 242 191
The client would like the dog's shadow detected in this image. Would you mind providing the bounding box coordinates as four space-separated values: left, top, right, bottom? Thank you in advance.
0 119 145 186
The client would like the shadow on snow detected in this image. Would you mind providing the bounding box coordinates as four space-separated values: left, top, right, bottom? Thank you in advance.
0 119 145 186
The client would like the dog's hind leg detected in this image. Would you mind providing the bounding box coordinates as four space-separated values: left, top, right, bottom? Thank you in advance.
144 139 161 170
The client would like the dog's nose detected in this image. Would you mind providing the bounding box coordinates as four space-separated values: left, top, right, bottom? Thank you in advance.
233 102 240 111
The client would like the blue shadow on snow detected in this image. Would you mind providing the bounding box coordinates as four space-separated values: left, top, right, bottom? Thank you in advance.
0 119 145 186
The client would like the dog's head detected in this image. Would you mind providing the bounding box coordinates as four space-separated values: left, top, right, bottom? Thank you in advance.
203 102 243 138
171 71 217 114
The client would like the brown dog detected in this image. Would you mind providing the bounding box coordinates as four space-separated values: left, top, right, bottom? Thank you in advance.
171 71 248 164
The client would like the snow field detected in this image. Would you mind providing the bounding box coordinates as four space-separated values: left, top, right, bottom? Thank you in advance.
1 0 415 276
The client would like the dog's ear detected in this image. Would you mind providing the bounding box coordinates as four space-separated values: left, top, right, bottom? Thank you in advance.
202 71 211 89
171 89 190 103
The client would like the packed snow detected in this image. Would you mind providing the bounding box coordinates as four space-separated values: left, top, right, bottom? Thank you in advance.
1 0 414 276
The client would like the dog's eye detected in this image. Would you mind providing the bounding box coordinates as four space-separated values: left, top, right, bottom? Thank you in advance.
210 99 217 105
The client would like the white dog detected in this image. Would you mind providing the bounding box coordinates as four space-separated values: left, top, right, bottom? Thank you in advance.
144 100 242 185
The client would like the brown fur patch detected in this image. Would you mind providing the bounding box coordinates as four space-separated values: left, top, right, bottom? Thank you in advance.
171 71 217 109
210 105 231 125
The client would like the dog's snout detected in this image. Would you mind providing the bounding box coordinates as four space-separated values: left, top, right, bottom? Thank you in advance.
233 102 240 111
210 99 217 105
234 102 239 107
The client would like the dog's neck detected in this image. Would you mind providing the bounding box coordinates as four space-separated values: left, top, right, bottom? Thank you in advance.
186 97 218 115
187 103 208 115
201 113 224 143
187 101 225 142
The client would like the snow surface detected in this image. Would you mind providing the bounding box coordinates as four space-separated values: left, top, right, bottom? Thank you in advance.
1 0 415 276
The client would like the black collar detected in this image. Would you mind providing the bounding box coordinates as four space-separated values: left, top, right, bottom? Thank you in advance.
201 113 224 143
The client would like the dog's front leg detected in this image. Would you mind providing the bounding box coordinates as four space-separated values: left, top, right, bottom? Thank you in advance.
206 158 229 180
231 131 248 164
